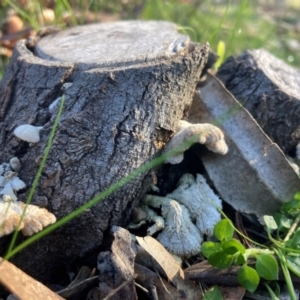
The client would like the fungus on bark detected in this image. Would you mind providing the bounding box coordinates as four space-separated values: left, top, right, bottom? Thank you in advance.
163 120 228 164
0 158 56 237
13 124 43 143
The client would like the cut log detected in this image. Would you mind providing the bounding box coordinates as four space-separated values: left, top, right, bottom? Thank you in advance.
189 73 300 220
0 21 209 282
217 48 300 155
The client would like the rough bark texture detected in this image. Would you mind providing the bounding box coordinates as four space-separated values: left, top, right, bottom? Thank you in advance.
0 21 209 283
217 48 300 155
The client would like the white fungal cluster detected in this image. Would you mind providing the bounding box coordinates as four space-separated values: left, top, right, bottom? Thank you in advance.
163 120 228 164
0 157 25 202
135 173 222 257
0 157 56 237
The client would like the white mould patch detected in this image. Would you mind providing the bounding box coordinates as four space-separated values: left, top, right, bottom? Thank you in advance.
13 124 43 143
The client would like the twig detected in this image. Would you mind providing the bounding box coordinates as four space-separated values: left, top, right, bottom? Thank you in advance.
102 276 136 300
57 276 99 298
154 267 171 296
284 212 300 242
134 282 149 294
148 285 159 300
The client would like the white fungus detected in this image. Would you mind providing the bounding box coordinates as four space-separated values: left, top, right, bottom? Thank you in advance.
13 124 43 143
168 173 222 236
157 200 203 257
0 201 56 237
163 120 228 164
139 173 222 257
0 184 17 202
9 157 21 172
49 96 62 112
0 158 56 237
142 195 203 257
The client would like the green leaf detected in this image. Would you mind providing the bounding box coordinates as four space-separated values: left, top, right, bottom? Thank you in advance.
273 213 293 232
214 219 234 241
236 253 246 265
281 199 300 216
238 265 260 293
201 241 222 258
208 250 234 269
255 254 278 280
294 191 300 201
222 238 245 255
290 228 300 247
203 285 223 300
286 254 300 277
263 215 278 232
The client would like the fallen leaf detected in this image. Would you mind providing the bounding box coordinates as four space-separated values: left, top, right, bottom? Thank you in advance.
0 257 64 300
136 236 202 300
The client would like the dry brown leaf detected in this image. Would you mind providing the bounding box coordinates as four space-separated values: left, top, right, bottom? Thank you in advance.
0 257 64 300
136 236 201 300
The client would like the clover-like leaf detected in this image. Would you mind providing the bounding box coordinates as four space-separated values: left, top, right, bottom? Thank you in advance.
203 285 223 300
214 219 234 241
263 215 277 233
208 250 234 269
238 265 259 293
286 254 300 277
290 228 300 247
236 253 246 265
201 241 222 258
222 238 245 255
273 213 293 233
281 199 300 216
255 254 278 281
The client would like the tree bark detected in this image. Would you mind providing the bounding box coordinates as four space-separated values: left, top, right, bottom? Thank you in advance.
217 48 300 155
0 21 209 282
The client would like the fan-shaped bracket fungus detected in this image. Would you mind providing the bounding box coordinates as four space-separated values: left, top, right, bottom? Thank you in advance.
0 157 56 237
130 173 222 258
163 120 228 164
13 124 43 143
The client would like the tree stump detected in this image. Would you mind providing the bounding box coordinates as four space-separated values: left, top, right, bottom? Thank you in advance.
0 21 209 282
217 49 300 155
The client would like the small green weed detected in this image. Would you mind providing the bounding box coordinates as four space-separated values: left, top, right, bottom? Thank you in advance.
202 193 300 299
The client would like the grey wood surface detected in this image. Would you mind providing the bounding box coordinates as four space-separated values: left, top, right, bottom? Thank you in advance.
217 49 300 155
